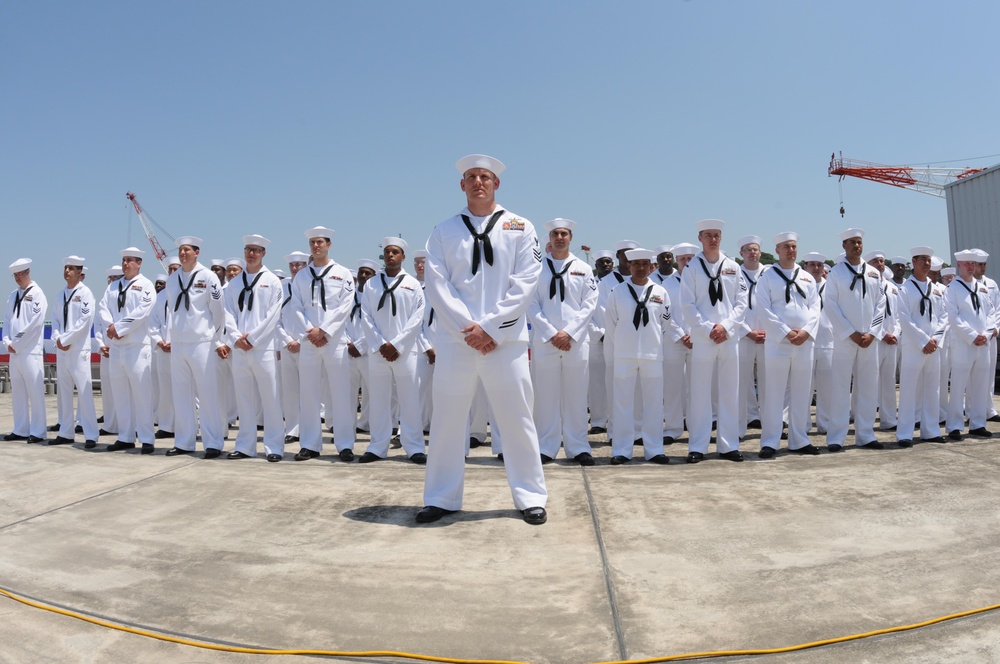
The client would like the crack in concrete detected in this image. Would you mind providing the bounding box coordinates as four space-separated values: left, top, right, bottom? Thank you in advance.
582 467 627 661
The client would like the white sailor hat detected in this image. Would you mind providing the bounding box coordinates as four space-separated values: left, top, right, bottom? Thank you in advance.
120 247 145 259
653 244 673 256
972 248 990 262
284 251 309 264
242 234 271 249
382 236 408 252
412 249 428 259
941 267 956 276
803 252 827 263
839 228 865 241
165 255 180 266
592 250 614 260
890 255 909 265
455 154 505 177
909 246 934 258
107 265 124 277
863 250 885 262
772 232 798 246
696 219 725 233
671 243 699 257
225 258 245 269
63 255 85 267
356 258 380 272
210 259 224 267
8 258 32 273
624 248 655 262
272 269 287 279
543 218 576 233
736 235 762 249
954 250 979 262
930 256 944 270
304 226 335 240
175 236 203 249
155 274 167 282
613 240 639 252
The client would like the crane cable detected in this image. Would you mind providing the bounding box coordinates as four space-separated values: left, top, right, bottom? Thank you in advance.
2 584 999 662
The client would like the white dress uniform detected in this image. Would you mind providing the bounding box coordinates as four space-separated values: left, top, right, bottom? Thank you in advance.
97 273 155 444
979 274 1000 417
166 263 227 452
936 280 951 422
4 279 48 438
277 280 304 439
361 269 425 458
660 272 689 439
737 264 766 434
415 285 436 432
597 270 629 436
606 277 673 459
896 276 947 441
225 266 284 457
876 281 901 429
346 291 371 433
680 252 749 455
528 252 599 460
288 259 357 454
52 281 98 442
148 289 174 434
824 260 886 447
217 279 238 427
813 278 835 433
423 204 547 512
946 275 993 433
757 265 820 451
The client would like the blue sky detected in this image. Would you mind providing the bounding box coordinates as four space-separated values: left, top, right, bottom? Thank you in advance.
2 0 998 299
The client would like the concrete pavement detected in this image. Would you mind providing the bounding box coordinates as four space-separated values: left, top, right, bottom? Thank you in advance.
1 392 1000 663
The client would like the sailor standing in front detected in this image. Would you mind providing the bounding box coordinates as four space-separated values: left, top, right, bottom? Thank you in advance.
3 258 48 443
418 154 547 525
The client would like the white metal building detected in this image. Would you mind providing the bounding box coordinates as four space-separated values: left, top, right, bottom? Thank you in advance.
945 163 1000 282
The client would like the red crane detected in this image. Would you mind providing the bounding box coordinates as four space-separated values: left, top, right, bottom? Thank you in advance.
126 192 174 268
828 153 985 199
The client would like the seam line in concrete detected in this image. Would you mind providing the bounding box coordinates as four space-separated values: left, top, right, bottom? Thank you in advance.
0 459 201 532
582 467 627 661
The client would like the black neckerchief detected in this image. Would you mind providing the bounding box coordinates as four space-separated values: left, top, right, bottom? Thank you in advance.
13 285 33 318
378 273 405 316
282 282 292 308
175 270 200 312
461 209 505 275
310 264 334 311
350 293 361 320
627 283 652 330
699 257 724 306
547 258 574 301
613 272 625 283
818 281 825 310
63 288 79 328
883 284 892 317
238 270 265 312
845 261 867 298
117 279 134 312
910 278 932 319
741 268 758 309
773 267 806 303
956 278 981 314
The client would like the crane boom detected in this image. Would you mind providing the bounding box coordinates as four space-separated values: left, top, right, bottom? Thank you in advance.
126 192 173 268
828 154 984 198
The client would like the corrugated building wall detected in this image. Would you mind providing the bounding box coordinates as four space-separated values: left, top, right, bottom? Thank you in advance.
945 163 1000 282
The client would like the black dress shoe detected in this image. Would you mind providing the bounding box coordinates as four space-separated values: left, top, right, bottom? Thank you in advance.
165 447 191 456
50 436 75 445
105 441 135 451
97 416 104 423
416 505 455 523
747 419 762 429
921 436 946 443
827 444 844 452
574 452 595 466
154 430 174 439
292 448 318 461
47 423 60 432
203 448 222 459
790 444 821 456
686 452 704 464
758 446 777 459
410 452 427 465
339 448 355 462
266 454 282 462
3 433 27 441
540 454 554 464
610 455 629 465
648 454 670 464
949 430 964 441
633 438 644 446
969 427 992 438
879 425 897 432
284 435 299 443
988 414 1000 423
358 452 382 463
857 441 884 449
897 439 913 448
75 425 84 434
141 444 155 455
27 436 46 444
84 440 97 449
468 437 483 448
588 426 607 435
496 453 504 462
662 436 676 445
522 506 547 525
719 450 744 462
227 451 252 459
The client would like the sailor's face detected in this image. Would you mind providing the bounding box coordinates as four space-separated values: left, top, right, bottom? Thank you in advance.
13 268 30 289
178 245 200 270
383 245 404 272
356 267 376 288
288 261 306 277
699 230 722 252
842 236 863 260
121 257 141 280
775 241 797 264
413 257 425 280
460 169 498 204
548 228 571 252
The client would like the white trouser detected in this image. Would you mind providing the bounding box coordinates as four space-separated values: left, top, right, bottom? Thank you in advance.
828 341 878 446
587 339 608 429
662 340 689 438
109 343 154 444
232 347 284 457
611 358 664 459
216 353 237 425
813 346 833 433
532 340 591 460
761 340 814 450
424 339 546 512
989 336 998 417
349 355 370 432
56 347 98 440
897 343 941 441
98 354 118 433
366 350 423 457
280 348 300 437
877 340 899 428
150 343 159 423
154 347 174 432
416 351 434 432
737 336 764 435
299 342 355 453
10 350 46 438
947 341 991 432
938 344 951 423
172 341 225 451
688 340 740 454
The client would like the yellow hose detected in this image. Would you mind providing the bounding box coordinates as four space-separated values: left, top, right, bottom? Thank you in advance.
2 585 998 663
